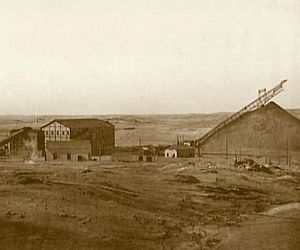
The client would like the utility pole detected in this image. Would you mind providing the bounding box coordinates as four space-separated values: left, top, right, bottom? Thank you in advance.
225 131 228 160
286 136 288 165
286 136 290 166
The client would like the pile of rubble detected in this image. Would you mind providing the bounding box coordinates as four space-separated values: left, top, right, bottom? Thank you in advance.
234 159 273 174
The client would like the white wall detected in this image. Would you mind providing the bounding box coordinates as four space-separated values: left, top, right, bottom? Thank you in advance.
42 121 71 142
165 148 177 158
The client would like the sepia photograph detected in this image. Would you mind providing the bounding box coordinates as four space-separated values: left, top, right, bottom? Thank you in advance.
0 1 299 249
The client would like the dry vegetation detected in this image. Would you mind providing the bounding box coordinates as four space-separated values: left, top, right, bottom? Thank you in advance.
0 159 299 250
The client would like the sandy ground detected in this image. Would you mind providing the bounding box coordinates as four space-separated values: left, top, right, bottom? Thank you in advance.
218 209 300 250
0 158 299 249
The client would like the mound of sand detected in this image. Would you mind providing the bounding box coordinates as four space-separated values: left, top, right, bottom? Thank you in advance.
173 174 200 184
15 175 43 185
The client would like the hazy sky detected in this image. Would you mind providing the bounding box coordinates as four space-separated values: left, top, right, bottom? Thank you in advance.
0 0 299 115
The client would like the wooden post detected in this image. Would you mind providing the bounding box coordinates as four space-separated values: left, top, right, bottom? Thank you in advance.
225 131 228 160
234 149 237 162
286 136 289 166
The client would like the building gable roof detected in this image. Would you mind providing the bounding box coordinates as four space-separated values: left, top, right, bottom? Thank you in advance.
41 119 113 129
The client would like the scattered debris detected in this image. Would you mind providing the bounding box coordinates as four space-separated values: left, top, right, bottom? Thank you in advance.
270 165 284 171
186 225 206 238
6 211 17 216
82 217 92 224
152 231 167 239
207 168 218 174
205 162 218 173
206 162 216 168
177 167 189 172
160 163 181 171
235 159 273 174
59 211 69 218
205 236 222 248
19 214 25 219
82 168 92 173
5 211 26 219
24 159 36 165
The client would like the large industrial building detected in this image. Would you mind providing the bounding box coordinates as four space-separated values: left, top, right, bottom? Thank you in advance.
41 119 115 161
195 81 300 164
196 101 300 163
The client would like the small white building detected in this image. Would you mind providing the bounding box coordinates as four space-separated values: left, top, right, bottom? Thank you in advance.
165 147 177 158
165 146 195 158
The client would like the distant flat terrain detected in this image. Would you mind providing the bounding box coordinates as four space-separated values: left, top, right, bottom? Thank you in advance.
0 113 230 146
1 109 299 146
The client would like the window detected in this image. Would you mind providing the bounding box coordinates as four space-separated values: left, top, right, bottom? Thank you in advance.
53 153 57 160
62 131 65 135
45 131 48 135
51 131 54 135
67 153 71 160
57 131 59 135
67 131 70 135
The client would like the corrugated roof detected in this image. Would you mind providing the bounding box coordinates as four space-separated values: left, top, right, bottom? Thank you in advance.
41 119 113 129
166 145 195 151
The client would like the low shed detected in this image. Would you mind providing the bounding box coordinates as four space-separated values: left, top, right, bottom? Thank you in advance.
0 127 44 160
165 146 195 158
45 140 91 161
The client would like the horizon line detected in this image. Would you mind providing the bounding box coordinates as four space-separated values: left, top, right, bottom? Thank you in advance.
0 108 299 117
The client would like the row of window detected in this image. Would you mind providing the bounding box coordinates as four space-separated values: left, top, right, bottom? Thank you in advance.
53 153 71 160
52 153 83 161
45 130 70 136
